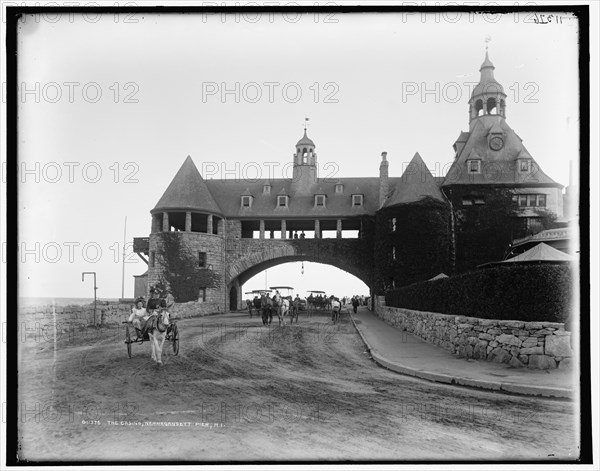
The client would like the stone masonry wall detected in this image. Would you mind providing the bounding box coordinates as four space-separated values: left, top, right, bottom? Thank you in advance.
18 300 222 339
376 306 573 370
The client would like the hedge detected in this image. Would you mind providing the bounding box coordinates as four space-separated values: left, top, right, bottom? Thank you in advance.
384 264 575 323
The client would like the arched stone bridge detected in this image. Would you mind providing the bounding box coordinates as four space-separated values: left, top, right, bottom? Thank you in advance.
226 238 374 307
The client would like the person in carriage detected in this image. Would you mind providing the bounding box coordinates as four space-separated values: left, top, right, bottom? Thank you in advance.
131 288 168 338
128 297 149 334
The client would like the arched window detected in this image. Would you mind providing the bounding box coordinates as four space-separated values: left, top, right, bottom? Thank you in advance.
486 97 497 115
475 99 484 117
499 99 506 117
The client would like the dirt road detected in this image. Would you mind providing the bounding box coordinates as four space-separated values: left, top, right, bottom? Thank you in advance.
18 308 579 462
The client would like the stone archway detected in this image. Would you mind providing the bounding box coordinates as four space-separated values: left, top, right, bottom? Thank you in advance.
226 238 374 299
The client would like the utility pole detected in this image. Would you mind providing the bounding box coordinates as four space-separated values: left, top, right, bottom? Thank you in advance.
121 216 127 299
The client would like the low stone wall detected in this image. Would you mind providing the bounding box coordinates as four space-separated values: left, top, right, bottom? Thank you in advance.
376 306 573 370
18 300 223 333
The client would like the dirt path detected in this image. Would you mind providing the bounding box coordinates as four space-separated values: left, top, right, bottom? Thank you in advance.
18 310 579 462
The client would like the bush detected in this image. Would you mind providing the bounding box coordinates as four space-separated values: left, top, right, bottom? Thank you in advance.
384 264 574 323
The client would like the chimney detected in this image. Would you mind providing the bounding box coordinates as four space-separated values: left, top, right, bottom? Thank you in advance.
379 151 389 208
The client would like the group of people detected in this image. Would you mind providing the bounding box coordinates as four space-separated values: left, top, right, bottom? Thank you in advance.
128 288 174 335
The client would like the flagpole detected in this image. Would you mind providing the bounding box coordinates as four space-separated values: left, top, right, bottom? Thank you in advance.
121 216 127 299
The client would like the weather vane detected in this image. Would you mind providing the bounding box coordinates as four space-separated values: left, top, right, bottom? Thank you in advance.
304 117 310 132
485 35 492 51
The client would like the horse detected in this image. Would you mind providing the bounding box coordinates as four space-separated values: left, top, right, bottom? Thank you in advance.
273 293 290 326
260 294 274 325
330 297 341 324
142 309 170 365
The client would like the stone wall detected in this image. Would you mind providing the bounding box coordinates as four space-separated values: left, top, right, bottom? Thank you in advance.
18 300 222 338
376 306 573 370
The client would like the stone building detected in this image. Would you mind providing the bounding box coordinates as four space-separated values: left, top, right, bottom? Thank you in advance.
134 52 567 309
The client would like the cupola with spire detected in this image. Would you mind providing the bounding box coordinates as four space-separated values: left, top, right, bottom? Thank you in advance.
291 127 318 193
468 50 507 126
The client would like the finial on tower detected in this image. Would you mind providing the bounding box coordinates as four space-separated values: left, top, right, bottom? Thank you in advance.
304 117 310 132
485 35 492 52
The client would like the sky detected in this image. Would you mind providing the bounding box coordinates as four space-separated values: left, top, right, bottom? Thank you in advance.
10 6 587 299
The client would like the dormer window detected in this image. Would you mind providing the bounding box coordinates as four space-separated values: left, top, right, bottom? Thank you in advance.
241 196 252 208
315 195 326 207
263 184 271 195
335 184 344 193
467 160 481 174
352 194 364 207
518 159 532 173
277 195 288 207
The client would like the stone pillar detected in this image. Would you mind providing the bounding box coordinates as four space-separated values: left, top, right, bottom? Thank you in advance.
151 214 159 233
336 219 342 238
281 220 287 239
185 212 192 232
259 220 265 239
314 219 320 239
207 214 213 234
162 212 169 232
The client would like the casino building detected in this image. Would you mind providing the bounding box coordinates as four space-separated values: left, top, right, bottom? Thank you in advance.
133 52 569 311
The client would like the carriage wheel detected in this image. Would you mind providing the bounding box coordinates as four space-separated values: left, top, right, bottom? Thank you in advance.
171 324 180 355
125 325 132 358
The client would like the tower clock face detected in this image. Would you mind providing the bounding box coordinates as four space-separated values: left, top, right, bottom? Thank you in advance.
490 136 504 151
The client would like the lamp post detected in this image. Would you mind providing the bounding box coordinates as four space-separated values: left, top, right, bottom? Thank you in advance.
82 272 98 325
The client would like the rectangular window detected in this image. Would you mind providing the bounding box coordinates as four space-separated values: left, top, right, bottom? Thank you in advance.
199 288 206 302
462 197 473 206
352 194 363 206
150 251 155 267
474 196 485 205
537 194 546 207
198 251 207 268
278 195 288 207
519 160 530 172
392 246 396 260
241 196 251 207
515 194 546 207
263 185 271 194
468 160 481 174
391 217 397 232
335 184 344 193
315 195 325 207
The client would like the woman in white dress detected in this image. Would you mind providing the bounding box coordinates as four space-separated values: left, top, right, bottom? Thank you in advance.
128 299 149 332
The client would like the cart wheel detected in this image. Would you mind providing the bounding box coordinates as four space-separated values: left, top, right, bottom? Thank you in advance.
171 323 179 355
125 325 132 358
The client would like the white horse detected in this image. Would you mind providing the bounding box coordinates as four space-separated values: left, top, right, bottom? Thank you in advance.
147 309 170 365
273 293 290 326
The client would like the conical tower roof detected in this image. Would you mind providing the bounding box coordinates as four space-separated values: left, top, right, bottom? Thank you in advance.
153 156 222 215
384 153 445 207
470 51 505 99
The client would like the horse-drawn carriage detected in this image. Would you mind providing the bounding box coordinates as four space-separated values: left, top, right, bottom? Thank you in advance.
123 317 179 359
123 295 179 364
245 290 269 318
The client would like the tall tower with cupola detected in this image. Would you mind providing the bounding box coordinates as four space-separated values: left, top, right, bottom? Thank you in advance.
291 128 318 194
468 51 507 124
443 50 564 272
